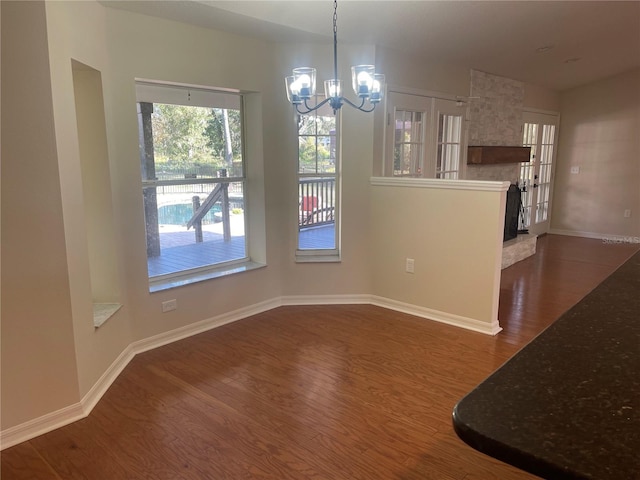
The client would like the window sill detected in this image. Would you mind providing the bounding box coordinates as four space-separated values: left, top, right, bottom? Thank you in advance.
93 303 122 328
295 251 341 263
149 261 266 293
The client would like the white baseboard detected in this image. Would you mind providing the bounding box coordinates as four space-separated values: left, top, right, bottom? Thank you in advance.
0 295 499 449
0 401 85 451
131 297 283 356
280 294 372 306
371 295 502 336
549 228 606 239
548 228 600 240
550 229 640 244
81 345 136 415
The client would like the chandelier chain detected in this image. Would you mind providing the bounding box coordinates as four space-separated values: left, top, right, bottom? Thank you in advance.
333 0 338 82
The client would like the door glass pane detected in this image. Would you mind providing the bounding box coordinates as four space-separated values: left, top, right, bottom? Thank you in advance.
520 122 538 228
535 125 556 223
394 110 423 176
436 113 462 179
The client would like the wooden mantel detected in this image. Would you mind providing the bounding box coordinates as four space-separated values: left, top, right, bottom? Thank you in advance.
467 146 531 165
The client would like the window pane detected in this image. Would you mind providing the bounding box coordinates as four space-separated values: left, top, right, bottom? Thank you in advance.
145 182 246 277
298 136 317 173
298 115 317 135
316 117 335 136
298 176 336 250
151 104 243 180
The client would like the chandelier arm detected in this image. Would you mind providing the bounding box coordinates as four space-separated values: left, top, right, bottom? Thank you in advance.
295 97 332 115
342 96 377 113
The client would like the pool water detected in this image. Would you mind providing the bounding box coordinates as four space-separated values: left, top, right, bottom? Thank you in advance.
158 203 222 225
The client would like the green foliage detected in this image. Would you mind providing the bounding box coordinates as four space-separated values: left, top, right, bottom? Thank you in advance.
297 112 336 174
151 104 241 177
205 109 242 163
299 137 333 173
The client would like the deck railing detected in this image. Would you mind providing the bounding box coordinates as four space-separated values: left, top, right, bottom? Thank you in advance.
299 177 335 228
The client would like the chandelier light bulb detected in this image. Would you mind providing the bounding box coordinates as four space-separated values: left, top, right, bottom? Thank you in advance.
298 75 311 89
357 71 373 89
351 65 375 98
292 67 316 99
370 74 385 103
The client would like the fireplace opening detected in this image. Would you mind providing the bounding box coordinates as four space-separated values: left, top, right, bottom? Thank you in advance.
504 184 521 242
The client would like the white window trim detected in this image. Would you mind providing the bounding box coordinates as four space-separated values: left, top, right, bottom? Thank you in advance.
295 100 341 263
135 80 263 291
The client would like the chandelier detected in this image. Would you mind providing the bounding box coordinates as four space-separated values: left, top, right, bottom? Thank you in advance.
284 0 385 115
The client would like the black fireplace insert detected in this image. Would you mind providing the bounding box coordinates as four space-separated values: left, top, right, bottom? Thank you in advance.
504 184 521 242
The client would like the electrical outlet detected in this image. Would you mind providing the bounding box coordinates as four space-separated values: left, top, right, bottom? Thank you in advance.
162 299 177 313
624 209 631 218
570 166 580 174
406 258 415 274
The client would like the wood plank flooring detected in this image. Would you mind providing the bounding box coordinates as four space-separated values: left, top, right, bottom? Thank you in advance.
3 234 638 479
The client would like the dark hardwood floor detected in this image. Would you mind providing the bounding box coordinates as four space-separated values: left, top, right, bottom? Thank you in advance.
2 234 638 479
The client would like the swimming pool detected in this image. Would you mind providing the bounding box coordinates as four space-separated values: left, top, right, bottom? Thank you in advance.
158 203 222 225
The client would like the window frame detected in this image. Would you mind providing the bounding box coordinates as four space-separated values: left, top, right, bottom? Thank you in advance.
295 97 341 262
135 80 260 291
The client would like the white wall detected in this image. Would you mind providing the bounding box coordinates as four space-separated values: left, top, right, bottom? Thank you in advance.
552 69 640 238
1 1 80 429
370 180 506 333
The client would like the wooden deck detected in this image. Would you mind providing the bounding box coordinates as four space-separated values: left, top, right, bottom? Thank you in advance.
148 235 247 277
298 224 335 250
149 224 336 276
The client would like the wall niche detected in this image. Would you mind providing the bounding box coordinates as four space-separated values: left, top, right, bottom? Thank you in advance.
72 60 122 327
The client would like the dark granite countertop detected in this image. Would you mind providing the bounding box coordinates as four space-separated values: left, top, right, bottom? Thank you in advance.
453 250 640 479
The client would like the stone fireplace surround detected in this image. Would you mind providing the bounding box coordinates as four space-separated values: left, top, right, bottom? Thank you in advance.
465 70 537 268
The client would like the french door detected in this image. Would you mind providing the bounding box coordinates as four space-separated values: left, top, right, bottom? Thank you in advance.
384 92 465 179
520 111 559 235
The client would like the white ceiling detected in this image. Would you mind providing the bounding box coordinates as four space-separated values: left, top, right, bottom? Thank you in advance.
102 0 640 91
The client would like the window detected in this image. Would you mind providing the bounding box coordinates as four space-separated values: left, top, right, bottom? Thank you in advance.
136 82 249 286
384 92 465 179
296 99 339 258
